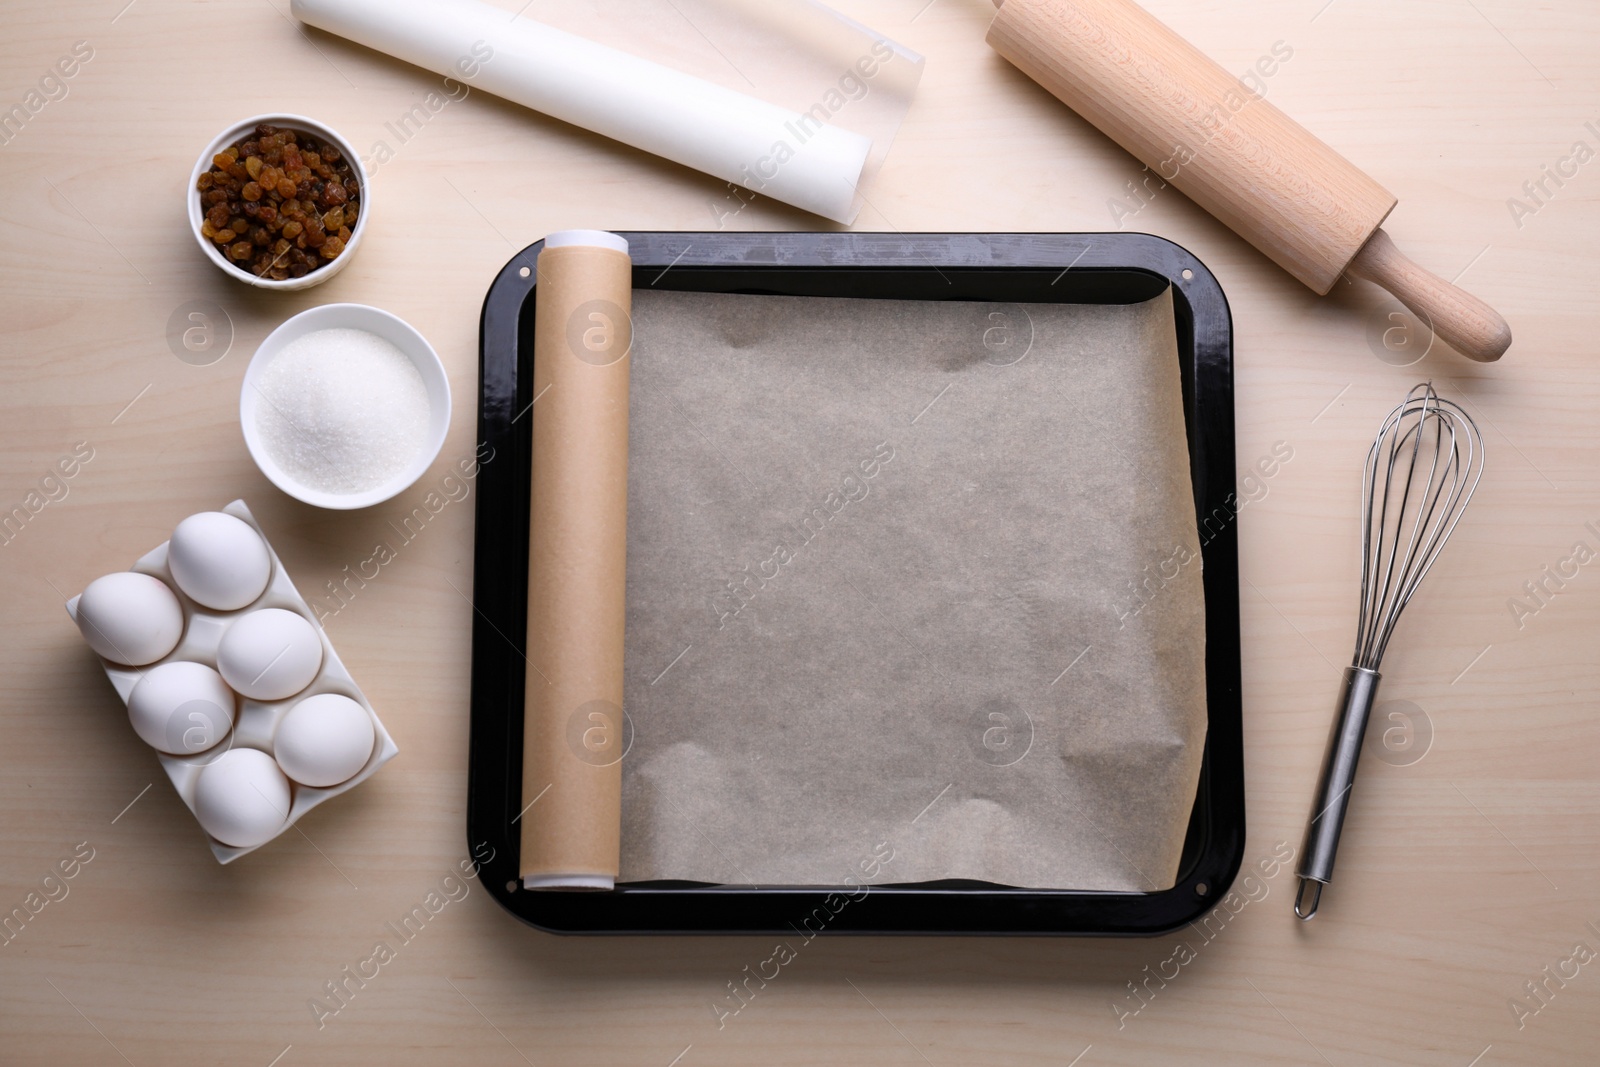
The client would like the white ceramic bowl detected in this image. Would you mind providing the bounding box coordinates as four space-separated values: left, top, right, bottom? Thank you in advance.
240 304 451 510
189 114 368 291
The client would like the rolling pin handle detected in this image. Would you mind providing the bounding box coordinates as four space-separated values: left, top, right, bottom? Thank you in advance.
1345 228 1512 362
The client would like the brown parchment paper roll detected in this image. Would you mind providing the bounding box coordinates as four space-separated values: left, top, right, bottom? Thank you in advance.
520 231 632 890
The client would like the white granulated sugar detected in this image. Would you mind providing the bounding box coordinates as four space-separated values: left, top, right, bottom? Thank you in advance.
254 327 431 495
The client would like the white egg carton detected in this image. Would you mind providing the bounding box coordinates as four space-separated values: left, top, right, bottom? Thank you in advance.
65 500 397 863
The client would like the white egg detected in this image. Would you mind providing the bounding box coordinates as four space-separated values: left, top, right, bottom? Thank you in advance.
216 608 323 701
126 660 235 755
167 511 272 611
192 748 291 847
274 693 376 787
74 572 185 666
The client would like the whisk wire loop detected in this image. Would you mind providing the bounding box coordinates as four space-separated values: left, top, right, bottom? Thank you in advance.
1353 383 1484 670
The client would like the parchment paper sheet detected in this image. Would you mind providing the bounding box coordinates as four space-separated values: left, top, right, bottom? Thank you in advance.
617 289 1207 890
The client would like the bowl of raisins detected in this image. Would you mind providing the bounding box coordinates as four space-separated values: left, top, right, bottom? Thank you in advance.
189 114 367 289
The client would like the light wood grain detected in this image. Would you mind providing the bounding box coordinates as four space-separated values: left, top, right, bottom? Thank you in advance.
2 0 1598 1064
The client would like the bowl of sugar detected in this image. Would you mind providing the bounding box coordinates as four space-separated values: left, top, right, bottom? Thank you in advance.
240 304 451 509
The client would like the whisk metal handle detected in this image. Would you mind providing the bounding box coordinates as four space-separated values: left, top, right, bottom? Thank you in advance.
1294 666 1382 920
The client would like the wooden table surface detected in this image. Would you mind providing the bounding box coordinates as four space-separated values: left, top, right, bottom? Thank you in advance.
4 0 1597 1063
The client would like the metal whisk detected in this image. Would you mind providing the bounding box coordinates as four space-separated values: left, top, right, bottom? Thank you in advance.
1293 383 1484 920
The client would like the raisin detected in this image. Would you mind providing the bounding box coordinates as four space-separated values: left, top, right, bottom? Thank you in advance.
198 126 359 279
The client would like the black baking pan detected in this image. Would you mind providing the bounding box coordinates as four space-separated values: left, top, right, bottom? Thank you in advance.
468 232 1241 935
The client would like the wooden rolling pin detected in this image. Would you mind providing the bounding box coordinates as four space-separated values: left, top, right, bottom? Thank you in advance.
988 0 1511 361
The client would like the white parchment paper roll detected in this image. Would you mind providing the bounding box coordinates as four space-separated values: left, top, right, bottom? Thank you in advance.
292 0 873 222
